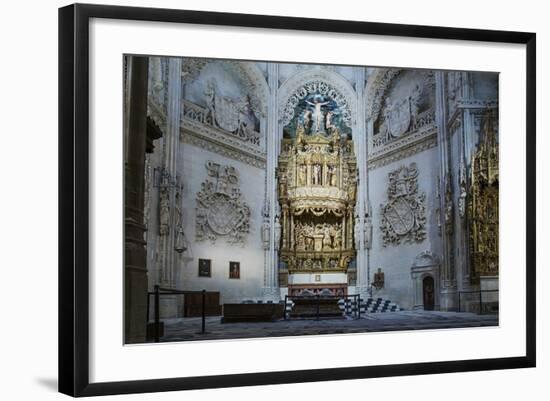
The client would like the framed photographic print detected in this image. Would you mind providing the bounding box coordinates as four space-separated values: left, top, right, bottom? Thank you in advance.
59 2 536 397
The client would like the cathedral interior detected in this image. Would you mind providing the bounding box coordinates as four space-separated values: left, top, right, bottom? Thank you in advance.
123 55 499 343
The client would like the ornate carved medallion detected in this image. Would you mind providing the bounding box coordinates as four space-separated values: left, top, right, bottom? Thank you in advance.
380 163 427 246
195 161 250 245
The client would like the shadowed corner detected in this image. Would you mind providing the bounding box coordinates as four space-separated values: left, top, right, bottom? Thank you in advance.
36 377 58 392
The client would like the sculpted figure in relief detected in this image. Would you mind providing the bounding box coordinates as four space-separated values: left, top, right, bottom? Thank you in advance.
354 210 361 250
444 178 453 234
237 96 258 143
327 165 336 186
303 110 313 133
458 163 467 219
322 224 332 250
204 80 217 127
298 164 307 186
274 215 282 251
261 218 270 250
326 111 336 132
409 84 422 128
159 187 170 235
278 173 287 197
305 97 330 133
312 164 321 185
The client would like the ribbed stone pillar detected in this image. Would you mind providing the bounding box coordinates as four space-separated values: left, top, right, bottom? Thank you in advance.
435 70 458 310
124 56 149 344
354 67 370 300
261 62 280 301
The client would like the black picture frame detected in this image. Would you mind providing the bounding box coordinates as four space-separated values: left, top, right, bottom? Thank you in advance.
198 259 212 277
59 3 536 397
229 262 240 279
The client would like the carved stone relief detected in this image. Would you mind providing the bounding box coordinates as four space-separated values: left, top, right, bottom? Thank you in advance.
281 80 353 128
365 68 402 121
182 58 268 116
158 169 171 236
174 187 187 253
278 69 357 130
201 79 260 146
380 163 427 246
364 201 373 249
458 162 467 219
468 111 499 283
372 70 435 148
444 176 454 235
260 200 270 250
195 161 251 245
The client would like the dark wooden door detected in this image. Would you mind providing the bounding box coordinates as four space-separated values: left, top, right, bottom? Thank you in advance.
422 276 435 311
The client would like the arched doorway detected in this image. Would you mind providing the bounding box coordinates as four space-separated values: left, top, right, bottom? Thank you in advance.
422 276 435 311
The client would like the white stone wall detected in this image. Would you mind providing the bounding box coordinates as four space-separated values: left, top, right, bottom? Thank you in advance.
178 143 266 303
367 146 441 309
143 57 499 313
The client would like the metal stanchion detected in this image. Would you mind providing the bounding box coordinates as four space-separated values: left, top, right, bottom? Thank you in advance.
284 295 288 320
146 293 150 323
316 294 320 321
154 285 160 343
200 289 207 334
479 290 483 315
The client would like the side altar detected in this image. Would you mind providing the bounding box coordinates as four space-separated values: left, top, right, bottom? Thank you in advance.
276 117 357 293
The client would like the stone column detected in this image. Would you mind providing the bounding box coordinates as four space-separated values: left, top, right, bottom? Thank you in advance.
261 62 280 301
354 67 370 299
457 71 473 290
157 57 182 317
435 70 457 310
124 56 149 344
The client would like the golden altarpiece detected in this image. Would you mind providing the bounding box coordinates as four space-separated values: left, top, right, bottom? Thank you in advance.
276 123 357 288
468 113 499 284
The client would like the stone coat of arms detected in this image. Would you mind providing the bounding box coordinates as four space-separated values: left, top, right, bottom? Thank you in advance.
196 161 250 245
380 163 427 246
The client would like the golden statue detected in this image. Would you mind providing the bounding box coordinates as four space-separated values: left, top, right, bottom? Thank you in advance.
277 126 357 273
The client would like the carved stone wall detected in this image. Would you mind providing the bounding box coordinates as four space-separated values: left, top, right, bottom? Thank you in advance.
178 141 266 304
138 56 500 312
379 163 427 246
195 161 251 245
367 68 437 169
